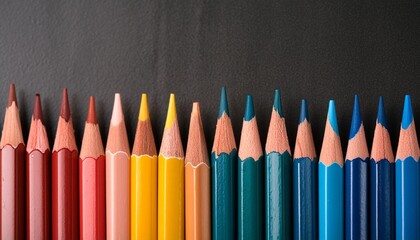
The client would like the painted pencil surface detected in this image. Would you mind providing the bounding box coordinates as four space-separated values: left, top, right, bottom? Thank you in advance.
131 94 158 239
293 99 317 240
319 100 344 240
345 96 369 240
158 94 185 240
80 96 105 240
211 87 237 240
370 96 395 240
185 103 211 240
52 88 79 239
1 84 25 239
27 94 50 240
106 94 131 239
238 95 264 240
265 89 292 239
396 95 420 240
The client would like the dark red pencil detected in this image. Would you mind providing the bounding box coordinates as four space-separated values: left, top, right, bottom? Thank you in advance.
80 96 105 239
52 88 79 239
26 94 50 239
0 83 25 239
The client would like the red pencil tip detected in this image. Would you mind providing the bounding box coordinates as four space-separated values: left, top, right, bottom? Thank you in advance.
33 94 43 122
87 96 98 124
60 88 71 121
8 83 17 107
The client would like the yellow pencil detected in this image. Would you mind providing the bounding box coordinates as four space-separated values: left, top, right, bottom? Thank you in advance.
131 94 158 239
158 94 185 240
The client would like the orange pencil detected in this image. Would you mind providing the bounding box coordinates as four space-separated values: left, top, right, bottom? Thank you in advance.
185 103 211 240
106 93 131 239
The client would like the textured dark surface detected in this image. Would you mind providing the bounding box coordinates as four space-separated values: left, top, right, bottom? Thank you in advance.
0 0 419 153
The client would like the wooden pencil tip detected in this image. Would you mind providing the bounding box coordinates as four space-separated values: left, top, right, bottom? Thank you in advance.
402 95 414 129
111 93 124 125
192 102 200 114
299 99 310 123
87 96 97 124
218 86 230 118
273 89 283 117
60 88 71 121
377 96 388 129
327 100 339 135
244 95 255 121
349 95 362 139
165 93 177 129
139 93 150 121
33 94 43 122
8 83 17 107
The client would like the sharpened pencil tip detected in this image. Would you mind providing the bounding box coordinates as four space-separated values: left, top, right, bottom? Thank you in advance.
33 94 43 122
377 96 388 129
8 83 17 107
218 86 230 118
273 89 283 117
349 95 362 139
60 88 71 121
111 93 124 125
299 99 309 123
192 102 200 114
165 94 177 129
139 93 150 121
328 100 339 134
244 95 255 121
87 96 97 124
402 95 414 129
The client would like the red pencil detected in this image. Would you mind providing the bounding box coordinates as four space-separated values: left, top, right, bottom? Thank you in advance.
0 84 25 239
52 88 79 239
26 94 51 239
80 96 105 239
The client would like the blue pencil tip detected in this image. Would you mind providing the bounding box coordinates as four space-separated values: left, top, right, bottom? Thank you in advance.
218 86 230 118
402 95 414 129
377 96 388 129
328 100 339 134
273 89 283 117
244 95 255 121
349 95 362 139
299 99 310 123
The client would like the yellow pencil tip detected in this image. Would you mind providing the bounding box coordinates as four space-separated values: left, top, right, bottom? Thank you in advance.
165 94 177 129
139 93 150 121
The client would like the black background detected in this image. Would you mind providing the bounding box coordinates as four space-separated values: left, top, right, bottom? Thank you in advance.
0 0 419 156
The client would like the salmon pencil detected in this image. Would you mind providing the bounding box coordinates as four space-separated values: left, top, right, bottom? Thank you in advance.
52 88 79 239
158 94 185 240
185 103 211 240
80 96 105 239
131 94 158 239
27 94 50 239
396 95 420 239
106 93 131 239
345 96 369 240
0 84 25 239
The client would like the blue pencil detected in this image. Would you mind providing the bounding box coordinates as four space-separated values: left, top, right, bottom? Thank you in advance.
345 96 369 240
293 99 317 240
396 95 420 239
319 100 344 240
370 96 395 240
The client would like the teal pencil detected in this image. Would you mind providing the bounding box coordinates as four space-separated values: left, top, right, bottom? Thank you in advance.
238 95 263 240
319 100 344 240
265 89 292 239
211 87 237 240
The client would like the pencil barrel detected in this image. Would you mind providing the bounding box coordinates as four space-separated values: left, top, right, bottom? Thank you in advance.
265 152 292 240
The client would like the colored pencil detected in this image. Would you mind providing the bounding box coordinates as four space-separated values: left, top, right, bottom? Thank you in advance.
265 89 291 239
158 94 185 240
0 84 25 239
106 93 131 239
211 87 237 240
396 95 420 239
319 100 344 240
80 96 105 239
345 95 369 240
293 99 317 240
238 95 264 240
26 94 50 239
131 93 158 239
52 88 79 239
370 96 395 240
185 102 211 240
